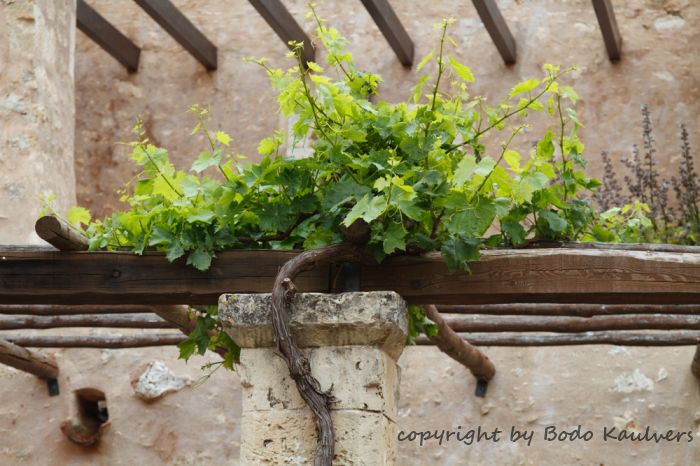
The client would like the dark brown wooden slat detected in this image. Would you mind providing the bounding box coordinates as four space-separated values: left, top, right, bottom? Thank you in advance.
76 0 140 72
360 0 414 66
4 334 185 348
0 313 174 330
443 314 700 333
471 0 516 65
248 0 314 65
135 0 217 70
1 248 700 305
591 0 622 61
0 249 330 305
361 249 700 305
416 331 700 346
0 338 58 379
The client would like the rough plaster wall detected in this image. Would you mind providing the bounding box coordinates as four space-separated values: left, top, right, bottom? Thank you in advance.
0 0 698 465
0 0 76 243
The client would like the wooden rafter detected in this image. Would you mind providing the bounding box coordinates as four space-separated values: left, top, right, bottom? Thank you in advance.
471 0 516 65
0 338 58 379
135 0 218 70
360 0 414 66
591 0 622 61
248 0 314 65
76 0 140 72
416 331 700 346
1 247 699 305
3 334 184 348
0 313 174 330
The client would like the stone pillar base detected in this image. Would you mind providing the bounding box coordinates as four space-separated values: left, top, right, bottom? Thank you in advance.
219 292 408 465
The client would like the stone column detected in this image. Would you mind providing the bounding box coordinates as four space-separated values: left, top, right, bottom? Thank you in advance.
0 0 76 244
219 292 408 465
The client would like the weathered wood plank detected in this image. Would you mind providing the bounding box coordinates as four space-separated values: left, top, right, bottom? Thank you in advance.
0 249 329 304
4 334 184 348
76 0 140 72
471 0 516 64
416 331 700 346
444 314 700 333
0 338 58 379
591 0 622 61
135 0 217 70
1 248 699 305
438 304 700 316
248 0 314 65
360 0 414 66
0 313 174 330
361 249 700 305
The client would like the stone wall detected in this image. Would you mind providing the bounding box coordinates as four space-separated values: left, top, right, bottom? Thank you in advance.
0 0 76 243
0 1 699 465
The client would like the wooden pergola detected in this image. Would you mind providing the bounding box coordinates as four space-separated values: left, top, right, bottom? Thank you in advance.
76 0 623 73
2 216 700 396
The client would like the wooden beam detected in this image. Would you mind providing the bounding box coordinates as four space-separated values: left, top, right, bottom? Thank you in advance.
591 0 622 61
360 0 414 66
76 0 140 72
1 248 699 305
134 0 217 70
0 305 155 315
471 0 516 65
0 313 174 330
692 345 700 381
0 338 58 379
444 314 700 333
248 0 314 65
35 216 88 251
416 331 700 346
438 304 700 317
361 248 700 305
5 334 185 348
0 249 329 305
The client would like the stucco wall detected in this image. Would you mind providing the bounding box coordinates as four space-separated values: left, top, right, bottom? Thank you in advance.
1 0 699 465
0 0 76 243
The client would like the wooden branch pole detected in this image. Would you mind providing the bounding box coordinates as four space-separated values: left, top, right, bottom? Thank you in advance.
0 313 175 330
150 305 231 359
35 216 88 251
0 305 156 315
0 338 58 379
443 314 700 333
424 305 495 396
692 345 700 381
360 0 414 66
471 0 517 64
591 0 622 61
76 0 140 72
4 334 185 348
437 304 700 317
416 331 700 346
248 0 314 65
135 0 217 69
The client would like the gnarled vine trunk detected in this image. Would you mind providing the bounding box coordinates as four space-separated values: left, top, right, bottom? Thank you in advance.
271 243 366 466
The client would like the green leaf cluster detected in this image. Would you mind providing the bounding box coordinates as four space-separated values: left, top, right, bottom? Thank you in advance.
75 16 611 363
